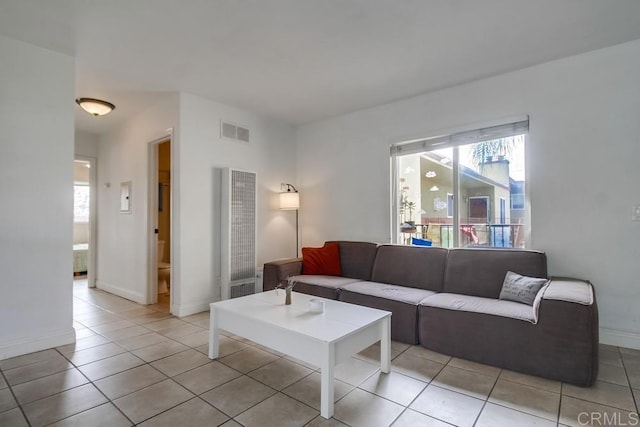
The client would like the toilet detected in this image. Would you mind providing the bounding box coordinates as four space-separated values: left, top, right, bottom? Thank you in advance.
157 240 171 294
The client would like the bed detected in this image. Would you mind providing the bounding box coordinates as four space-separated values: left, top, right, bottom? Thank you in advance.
73 243 88 274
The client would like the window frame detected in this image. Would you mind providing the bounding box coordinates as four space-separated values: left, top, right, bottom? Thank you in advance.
391 118 529 248
446 193 454 218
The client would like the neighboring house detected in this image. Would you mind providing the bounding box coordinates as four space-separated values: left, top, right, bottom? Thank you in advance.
400 152 519 247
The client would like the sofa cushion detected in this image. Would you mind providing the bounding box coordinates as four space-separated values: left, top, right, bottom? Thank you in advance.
420 292 545 323
292 275 359 289
499 271 548 305
443 248 547 298
328 241 379 280
418 294 598 386
290 275 361 299
340 281 437 304
302 242 342 276
370 245 448 292
543 278 594 305
339 281 436 344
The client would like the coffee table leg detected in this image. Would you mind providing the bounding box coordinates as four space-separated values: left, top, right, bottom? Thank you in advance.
320 342 335 419
380 316 391 373
208 307 219 359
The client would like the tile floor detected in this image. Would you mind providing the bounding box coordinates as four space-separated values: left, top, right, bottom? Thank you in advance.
0 280 639 426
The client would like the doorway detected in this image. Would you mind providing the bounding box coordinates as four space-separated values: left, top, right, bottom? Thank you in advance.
157 140 171 307
468 196 489 223
73 157 96 287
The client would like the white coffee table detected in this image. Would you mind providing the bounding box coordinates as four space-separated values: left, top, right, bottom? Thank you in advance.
209 290 391 419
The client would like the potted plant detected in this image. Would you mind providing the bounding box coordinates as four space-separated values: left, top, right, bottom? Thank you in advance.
400 196 417 232
277 276 297 305
405 201 416 224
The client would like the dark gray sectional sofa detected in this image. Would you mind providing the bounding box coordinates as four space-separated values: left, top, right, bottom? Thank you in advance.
263 241 599 386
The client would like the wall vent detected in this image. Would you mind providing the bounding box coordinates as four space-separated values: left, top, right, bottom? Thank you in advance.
221 121 250 143
230 281 256 299
221 168 257 300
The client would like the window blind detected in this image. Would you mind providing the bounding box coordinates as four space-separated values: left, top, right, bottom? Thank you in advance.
392 118 529 156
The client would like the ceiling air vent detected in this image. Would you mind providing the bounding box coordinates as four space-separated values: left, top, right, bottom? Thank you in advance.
221 120 250 143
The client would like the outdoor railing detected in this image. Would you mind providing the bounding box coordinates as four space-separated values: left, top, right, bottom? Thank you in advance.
402 221 524 248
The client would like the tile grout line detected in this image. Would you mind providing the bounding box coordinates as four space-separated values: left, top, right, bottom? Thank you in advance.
43 350 137 427
48 315 217 425
214 342 402 425
11 283 640 426
213 354 320 422
130 383 202 425
4 320 206 424
71 329 309 424
42 285 181 424
383 351 446 426
74 287 640 425
335 346 417 422
3 361 114 426
562 386 637 413
469 367 501 427
558 381 564 425
497 376 561 395
619 347 640 414
0 369 34 427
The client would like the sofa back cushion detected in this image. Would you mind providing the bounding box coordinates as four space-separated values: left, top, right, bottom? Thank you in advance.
371 245 448 291
327 241 379 280
444 248 547 299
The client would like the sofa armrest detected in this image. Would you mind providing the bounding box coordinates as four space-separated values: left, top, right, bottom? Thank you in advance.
535 277 598 385
543 277 594 305
263 258 302 291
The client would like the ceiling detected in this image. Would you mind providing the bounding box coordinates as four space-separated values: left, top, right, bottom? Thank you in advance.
2 1 640 134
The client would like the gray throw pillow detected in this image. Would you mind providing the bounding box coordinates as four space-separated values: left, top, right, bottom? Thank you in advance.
499 271 548 305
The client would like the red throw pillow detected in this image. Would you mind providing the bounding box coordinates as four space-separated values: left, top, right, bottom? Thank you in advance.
301 242 342 276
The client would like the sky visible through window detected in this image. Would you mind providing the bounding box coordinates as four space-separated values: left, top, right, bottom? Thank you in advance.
459 135 525 181
74 185 90 223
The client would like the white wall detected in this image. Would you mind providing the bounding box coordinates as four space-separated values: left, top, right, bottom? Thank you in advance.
176 93 297 316
75 130 100 158
296 39 640 347
0 35 75 359
95 92 297 316
96 94 179 304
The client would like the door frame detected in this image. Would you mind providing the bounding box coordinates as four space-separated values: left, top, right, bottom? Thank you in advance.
146 131 173 307
74 155 97 287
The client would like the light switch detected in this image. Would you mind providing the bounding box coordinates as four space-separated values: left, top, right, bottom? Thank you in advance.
633 205 640 222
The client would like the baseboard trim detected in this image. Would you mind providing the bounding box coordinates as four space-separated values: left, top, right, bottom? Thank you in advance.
600 327 640 350
96 280 146 305
172 301 211 318
0 328 76 360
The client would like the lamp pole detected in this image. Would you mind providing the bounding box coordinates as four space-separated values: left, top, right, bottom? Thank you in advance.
280 183 300 258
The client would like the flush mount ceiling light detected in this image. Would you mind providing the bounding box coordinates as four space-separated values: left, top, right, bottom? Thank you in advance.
425 171 437 178
75 98 115 117
430 185 440 192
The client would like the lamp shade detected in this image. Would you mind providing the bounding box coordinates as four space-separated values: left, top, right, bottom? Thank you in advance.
279 191 300 210
76 98 115 116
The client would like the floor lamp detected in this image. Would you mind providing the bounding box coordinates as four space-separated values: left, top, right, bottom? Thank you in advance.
280 183 300 257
